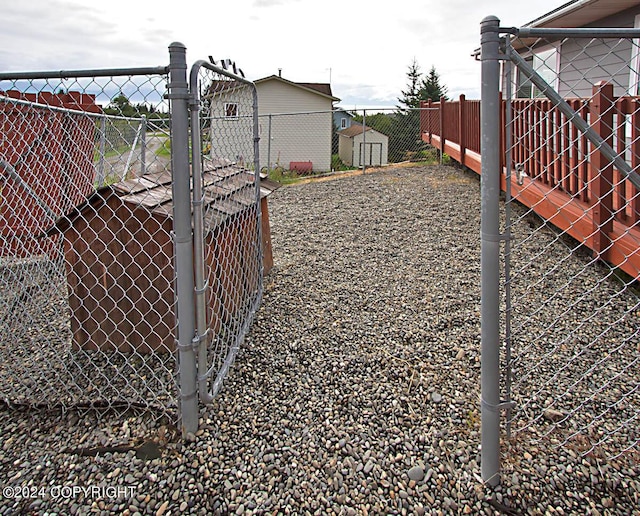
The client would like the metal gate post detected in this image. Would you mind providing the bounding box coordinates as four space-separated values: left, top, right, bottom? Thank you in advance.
140 115 147 176
98 116 106 185
168 42 199 436
480 15 502 486
267 114 272 172
362 109 367 173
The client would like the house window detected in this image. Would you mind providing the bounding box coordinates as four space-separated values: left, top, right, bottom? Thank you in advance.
224 102 238 119
341 117 347 129
516 56 534 98
531 47 558 97
515 45 559 98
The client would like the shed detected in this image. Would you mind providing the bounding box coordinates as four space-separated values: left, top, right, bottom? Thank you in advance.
54 163 279 354
338 124 389 168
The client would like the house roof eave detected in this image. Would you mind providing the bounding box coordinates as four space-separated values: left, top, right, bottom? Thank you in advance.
255 75 340 102
524 0 640 28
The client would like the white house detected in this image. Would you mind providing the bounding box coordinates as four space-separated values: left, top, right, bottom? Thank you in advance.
510 0 640 98
204 79 256 167
255 74 339 172
338 123 389 168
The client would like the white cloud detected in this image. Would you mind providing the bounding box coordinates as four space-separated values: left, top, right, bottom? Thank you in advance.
0 0 565 106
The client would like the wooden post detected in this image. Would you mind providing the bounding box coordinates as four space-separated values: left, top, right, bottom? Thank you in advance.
439 96 446 158
590 81 615 261
426 99 433 145
459 94 466 167
632 98 640 225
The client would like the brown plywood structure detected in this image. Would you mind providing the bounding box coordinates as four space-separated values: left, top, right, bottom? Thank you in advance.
0 90 101 257
54 164 279 353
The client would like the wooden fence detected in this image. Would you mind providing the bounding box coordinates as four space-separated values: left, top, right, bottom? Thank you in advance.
421 83 640 281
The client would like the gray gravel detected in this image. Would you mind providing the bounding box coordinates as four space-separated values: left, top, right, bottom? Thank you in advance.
1 164 638 515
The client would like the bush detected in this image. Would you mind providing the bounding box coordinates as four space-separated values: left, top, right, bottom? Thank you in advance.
331 154 355 172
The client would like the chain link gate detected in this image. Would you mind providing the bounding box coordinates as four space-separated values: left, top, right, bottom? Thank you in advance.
0 43 263 436
185 58 262 422
481 17 640 485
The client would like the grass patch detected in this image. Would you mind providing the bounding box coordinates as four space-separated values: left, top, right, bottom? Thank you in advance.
267 168 303 185
156 137 171 158
331 154 356 172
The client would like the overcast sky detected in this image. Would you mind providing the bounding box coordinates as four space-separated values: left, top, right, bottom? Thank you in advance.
2 0 564 108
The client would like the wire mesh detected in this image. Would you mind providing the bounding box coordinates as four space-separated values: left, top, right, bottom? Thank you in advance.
0 70 178 422
502 32 640 460
191 62 263 400
254 107 441 181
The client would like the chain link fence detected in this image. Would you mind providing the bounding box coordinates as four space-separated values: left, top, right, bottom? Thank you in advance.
0 67 177 422
480 18 640 484
0 46 264 434
255 108 440 180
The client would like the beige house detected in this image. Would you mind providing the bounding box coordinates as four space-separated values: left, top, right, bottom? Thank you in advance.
338 124 389 168
511 0 640 98
255 74 339 172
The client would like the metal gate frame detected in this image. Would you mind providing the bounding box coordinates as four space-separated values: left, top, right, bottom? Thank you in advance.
480 17 640 485
187 58 262 413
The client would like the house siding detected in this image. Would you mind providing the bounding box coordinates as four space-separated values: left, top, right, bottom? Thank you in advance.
558 7 640 97
257 79 334 172
257 80 331 114
333 110 354 130
338 134 353 165
558 39 633 97
205 87 256 166
515 5 640 98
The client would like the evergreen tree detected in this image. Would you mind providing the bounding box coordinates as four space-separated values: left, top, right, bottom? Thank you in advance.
397 58 422 112
420 66 448 102
391 60 449 162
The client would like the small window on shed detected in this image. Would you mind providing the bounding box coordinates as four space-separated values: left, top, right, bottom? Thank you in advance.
341 117 347 129
225 102 238 118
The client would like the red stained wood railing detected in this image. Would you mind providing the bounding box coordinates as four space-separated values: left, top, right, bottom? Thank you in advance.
420 83 640 280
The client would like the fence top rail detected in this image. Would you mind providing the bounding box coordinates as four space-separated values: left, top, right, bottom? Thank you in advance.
0 93 154 121
499 26 640 39
420 100 479 107
190 60 255 90
0 66 169 81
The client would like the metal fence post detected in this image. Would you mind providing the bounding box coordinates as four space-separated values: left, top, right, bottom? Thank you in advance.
98 115 106 185
480 14 502 487
362 109 367 173
140 114 147 176
168 41 198 437
267 114 272 172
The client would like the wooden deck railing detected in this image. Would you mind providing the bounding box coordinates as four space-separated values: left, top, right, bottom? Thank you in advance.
421 83 640 280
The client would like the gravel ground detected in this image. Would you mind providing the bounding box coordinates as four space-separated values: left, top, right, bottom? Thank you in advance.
0 164 638 515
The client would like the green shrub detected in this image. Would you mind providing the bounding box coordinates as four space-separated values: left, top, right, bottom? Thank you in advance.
331 154 355 172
